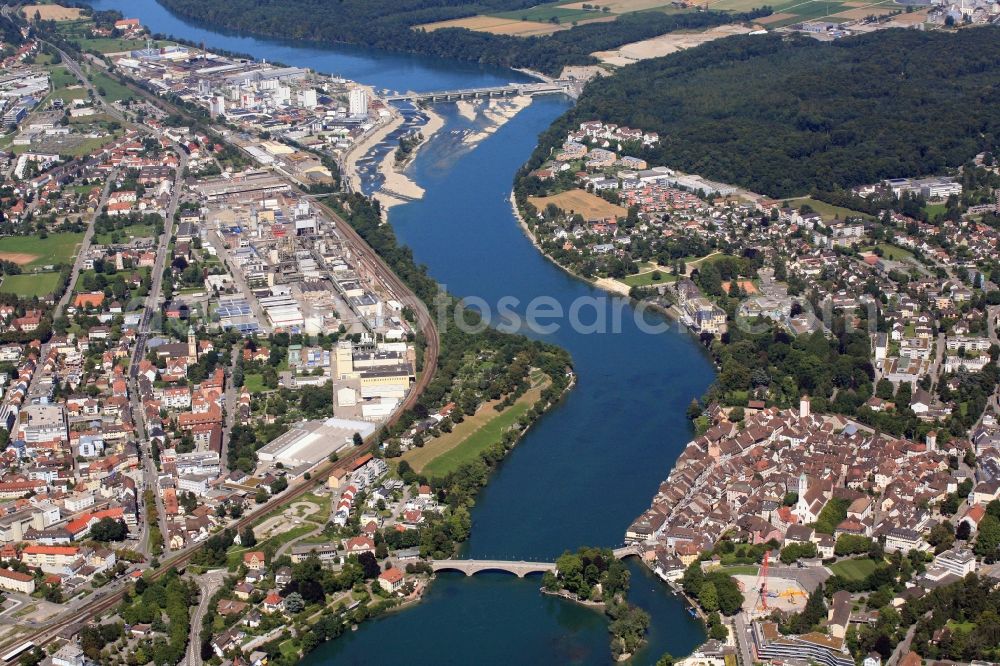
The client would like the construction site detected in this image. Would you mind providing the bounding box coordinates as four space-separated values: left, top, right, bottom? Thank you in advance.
733 552 812 617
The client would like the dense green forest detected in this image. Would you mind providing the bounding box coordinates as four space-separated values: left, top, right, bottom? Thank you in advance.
156 0 768 75
521 28 1000 196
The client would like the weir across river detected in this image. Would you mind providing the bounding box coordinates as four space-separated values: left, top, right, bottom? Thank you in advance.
383 80 579 103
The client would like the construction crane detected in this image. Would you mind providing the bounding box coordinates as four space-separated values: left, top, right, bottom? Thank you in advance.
755 549 771 612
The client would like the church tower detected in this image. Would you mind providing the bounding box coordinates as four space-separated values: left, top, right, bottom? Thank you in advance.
187 325 197 359
795 472 809 520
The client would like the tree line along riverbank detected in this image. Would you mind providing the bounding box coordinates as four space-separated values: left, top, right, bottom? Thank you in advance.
154 0 772 77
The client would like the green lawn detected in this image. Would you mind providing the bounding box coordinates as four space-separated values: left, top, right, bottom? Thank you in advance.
18 134 121 158
278 638 301 661
225 523 315 570
924 203 948 219
48 66 79 89
243 374 265 393
88 71 134 103
0 272 62 297
295 492 331 524
829 557 877 581
946 620 975 633
863 243 914 263
814 497 850 534
721 565 760 576
621 270 678 287
0 233 84 268
788 196 870 222
76 37 171 54
423 401 531 479
94 223 157 245
54 19 94 40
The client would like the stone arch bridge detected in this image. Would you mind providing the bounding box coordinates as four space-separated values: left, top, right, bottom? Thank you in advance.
431 546 639 578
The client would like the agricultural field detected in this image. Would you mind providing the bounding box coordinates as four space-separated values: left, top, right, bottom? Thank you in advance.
492 2 606 22
0 272 62 298
529 188 628 219
706 0 900 26
0 233 84 269
561 0 682 12
421 0 676 37
828 557 878 581
21 4 83 21
419 15 571 35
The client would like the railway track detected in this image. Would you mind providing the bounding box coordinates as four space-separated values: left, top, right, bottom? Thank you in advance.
2 54 441 657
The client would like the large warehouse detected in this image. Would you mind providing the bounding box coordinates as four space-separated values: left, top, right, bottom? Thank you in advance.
256 417 376 467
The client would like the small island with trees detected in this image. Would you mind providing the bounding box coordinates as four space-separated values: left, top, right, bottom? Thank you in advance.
542 547 651 661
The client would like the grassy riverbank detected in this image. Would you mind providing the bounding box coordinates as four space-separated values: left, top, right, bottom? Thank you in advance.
402 372 550 477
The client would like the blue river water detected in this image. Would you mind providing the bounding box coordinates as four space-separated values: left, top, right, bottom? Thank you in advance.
83 2 717 662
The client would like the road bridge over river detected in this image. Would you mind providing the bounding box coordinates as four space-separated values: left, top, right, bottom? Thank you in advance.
431 546 639 578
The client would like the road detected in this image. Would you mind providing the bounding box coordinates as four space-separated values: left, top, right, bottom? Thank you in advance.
23 39 138 400
184 569 226 666
26 168 118 402
0 43 441 656
52 168 119 320
733 613 755 666
219 341 240 474
204 229 272 334
55 27 197 561
130 141 189 559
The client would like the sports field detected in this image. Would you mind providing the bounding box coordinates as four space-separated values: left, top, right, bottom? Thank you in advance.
0 233 84 269
0 272 62 298
529 189 628 220
828 557 878 581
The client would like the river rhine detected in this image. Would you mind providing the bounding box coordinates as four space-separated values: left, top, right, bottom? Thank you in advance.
84 1 717 661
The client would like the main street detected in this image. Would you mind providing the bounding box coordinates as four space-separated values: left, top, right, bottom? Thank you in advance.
46 42 191 560
129 138 189 559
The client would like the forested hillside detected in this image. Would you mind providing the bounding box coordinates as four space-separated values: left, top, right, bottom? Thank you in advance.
522 28 1000 197
156 0 768 75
